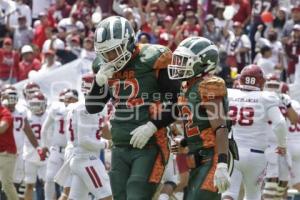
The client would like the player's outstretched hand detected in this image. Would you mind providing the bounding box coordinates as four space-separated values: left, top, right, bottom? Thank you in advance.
276 146 286 156
130 121 157 149
95 64 114 86
280 94 292 108
37 147 48 161
214 163 231 193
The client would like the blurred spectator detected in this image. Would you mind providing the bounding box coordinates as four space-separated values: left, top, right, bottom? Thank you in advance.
285 24 300 82
255 26 284 68
224 21 251 72
80 36 96 61
38 49 62 73
282 6 300 43
57 12 85 39
71 0 102 27
33 12 52 50
6 15 34 50
174 10 202 44
66 35 81 57
42 27 65 53
249 0 278 60
0 37 19 84
150 0 175 22
113 0 142 28
32 0 53 20
203 14 222 46
18 45 41 81
232 0 251 27
157 16 176 50
48 0 72 25
6 0 31 29
255 45 277 76
0 0 15 44
138 32 152 44
273 7 288 37
214 4 228 29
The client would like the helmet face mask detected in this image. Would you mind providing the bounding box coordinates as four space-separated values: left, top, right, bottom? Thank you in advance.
81 73 95 96
168 53 194 80
94 16 135 72
1 91 18 107
264 74 281 93
29 92 46 115
168 37 219 80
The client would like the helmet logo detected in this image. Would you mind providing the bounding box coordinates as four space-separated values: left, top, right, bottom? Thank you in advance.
96 28 106 43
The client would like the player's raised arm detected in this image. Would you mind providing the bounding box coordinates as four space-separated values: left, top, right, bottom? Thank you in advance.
84 71 111 114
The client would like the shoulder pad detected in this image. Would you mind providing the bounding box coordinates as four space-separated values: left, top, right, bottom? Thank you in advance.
198 76 227 102
152 45 172 70
261 91 280 110
138 44 172 70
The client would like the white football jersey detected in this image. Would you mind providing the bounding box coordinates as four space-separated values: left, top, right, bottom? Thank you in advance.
228 88 280 149
287 100 300 140
43 101 68 147
12 105 28 154
23 110 47 163
66 102 107 155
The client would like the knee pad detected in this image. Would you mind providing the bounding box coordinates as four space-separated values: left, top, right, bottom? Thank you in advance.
222 195 234 200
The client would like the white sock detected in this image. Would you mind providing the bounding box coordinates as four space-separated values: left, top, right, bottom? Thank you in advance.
44 181 56 200
158 193 169 200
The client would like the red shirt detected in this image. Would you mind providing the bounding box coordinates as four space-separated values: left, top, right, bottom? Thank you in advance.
182 24 202 39
176 154 189 173
232 0 251 24
48 3 72 25
33 25 49 50
0 106 15 154
18 59 41 81
0 49 19 80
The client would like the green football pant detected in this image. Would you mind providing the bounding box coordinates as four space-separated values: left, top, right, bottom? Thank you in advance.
184 148 221 200
109 146 160 200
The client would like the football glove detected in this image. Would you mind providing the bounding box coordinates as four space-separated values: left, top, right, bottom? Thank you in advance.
130 121 157 149
280 94 292 108
214 163 231 193
95 64 114 86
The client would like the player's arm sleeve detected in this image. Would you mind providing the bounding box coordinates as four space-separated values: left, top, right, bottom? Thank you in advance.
84 79 111 114
0 108 12 134
150 69 181 130
40 111 54 147
267 106 287 148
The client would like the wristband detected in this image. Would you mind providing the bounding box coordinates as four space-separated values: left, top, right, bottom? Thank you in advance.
215 124 228 133
218 153 228 163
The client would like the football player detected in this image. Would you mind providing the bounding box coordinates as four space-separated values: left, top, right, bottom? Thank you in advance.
263 75 299 199
23 91 49 200
21 82 41 107
167 36 231 199
222 65 288 200
41 88 78 200
85 16 180 199
1 86 45 200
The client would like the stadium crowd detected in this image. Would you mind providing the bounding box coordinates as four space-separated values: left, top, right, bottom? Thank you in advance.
1 0 300 200
0 0 299 85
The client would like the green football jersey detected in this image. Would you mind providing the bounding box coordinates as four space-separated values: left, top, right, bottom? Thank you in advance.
107 43 172 145
178 76 229 152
